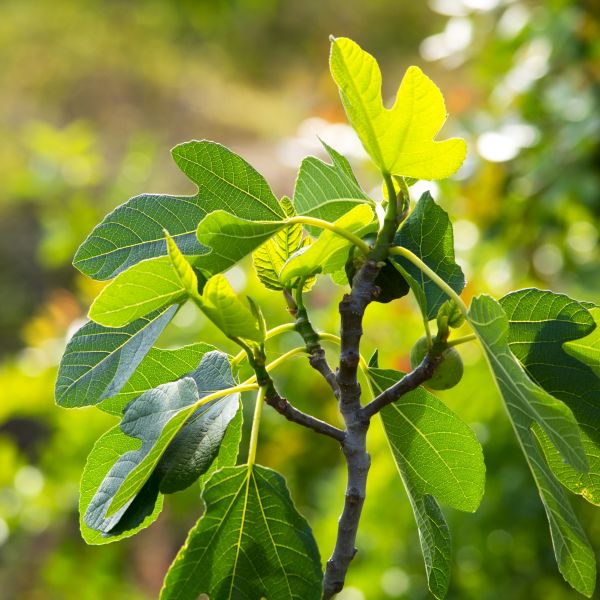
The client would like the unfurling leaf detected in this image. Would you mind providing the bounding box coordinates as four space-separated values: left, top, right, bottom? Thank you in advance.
253 196 314 291
160 465 323 600
329 37 466 179
279 204 375 285
194 274 264 343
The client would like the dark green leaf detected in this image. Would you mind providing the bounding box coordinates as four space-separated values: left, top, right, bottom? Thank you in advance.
500 289 600 505
393 192 465 320
55 305 178 408
160 465 323 600
73 193 208 281
469 294 596 596
293 141 372 236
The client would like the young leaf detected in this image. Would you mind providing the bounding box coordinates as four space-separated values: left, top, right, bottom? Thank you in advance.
369 368 485 512
55 305 178 408
89 256 188 327
166 236 263 343
79 425 164 544
469 295 596 596
393 192 465 320
253 196 312 291
160 465 323 600
196 274 264 343
563 306 600 378
98 343 217 416
195 210 287 275
84 352 241 534
329 37 466 179
293 141 372 236
172 140 285 222
279 204 375 285
73 193 208 281
500 289 600 505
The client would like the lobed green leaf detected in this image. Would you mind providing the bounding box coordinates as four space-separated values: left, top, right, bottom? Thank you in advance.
469 294 596 596
160 464 323 600
500 289 600 506
329 37 466 179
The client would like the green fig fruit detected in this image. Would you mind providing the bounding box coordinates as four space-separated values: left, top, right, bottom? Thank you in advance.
409 336 464 390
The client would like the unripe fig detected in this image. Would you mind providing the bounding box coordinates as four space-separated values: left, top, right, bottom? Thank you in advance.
409 336 464 390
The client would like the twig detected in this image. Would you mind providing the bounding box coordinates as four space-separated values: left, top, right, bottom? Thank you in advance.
359 354 442 419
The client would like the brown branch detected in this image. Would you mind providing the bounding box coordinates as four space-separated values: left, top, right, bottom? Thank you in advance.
322 259 381 599
264 389 345 443
252 361 345 443
359 354 442 420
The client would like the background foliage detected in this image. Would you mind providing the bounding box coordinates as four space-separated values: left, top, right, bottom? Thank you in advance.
0 0 599 598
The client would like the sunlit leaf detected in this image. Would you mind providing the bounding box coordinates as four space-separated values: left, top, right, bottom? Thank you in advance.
55 305 178 408
369 368 485 512
293 141 372 236
74 141 284 280
196 210 286 275
89 256 188 327
469 294 595 597
172 140 284 223
160 465 323 600
329 37 466 179
279 204 375 285
563 307 600 378
501 289 600 506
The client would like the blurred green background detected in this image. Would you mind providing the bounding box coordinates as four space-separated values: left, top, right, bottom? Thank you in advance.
1 0 599 598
